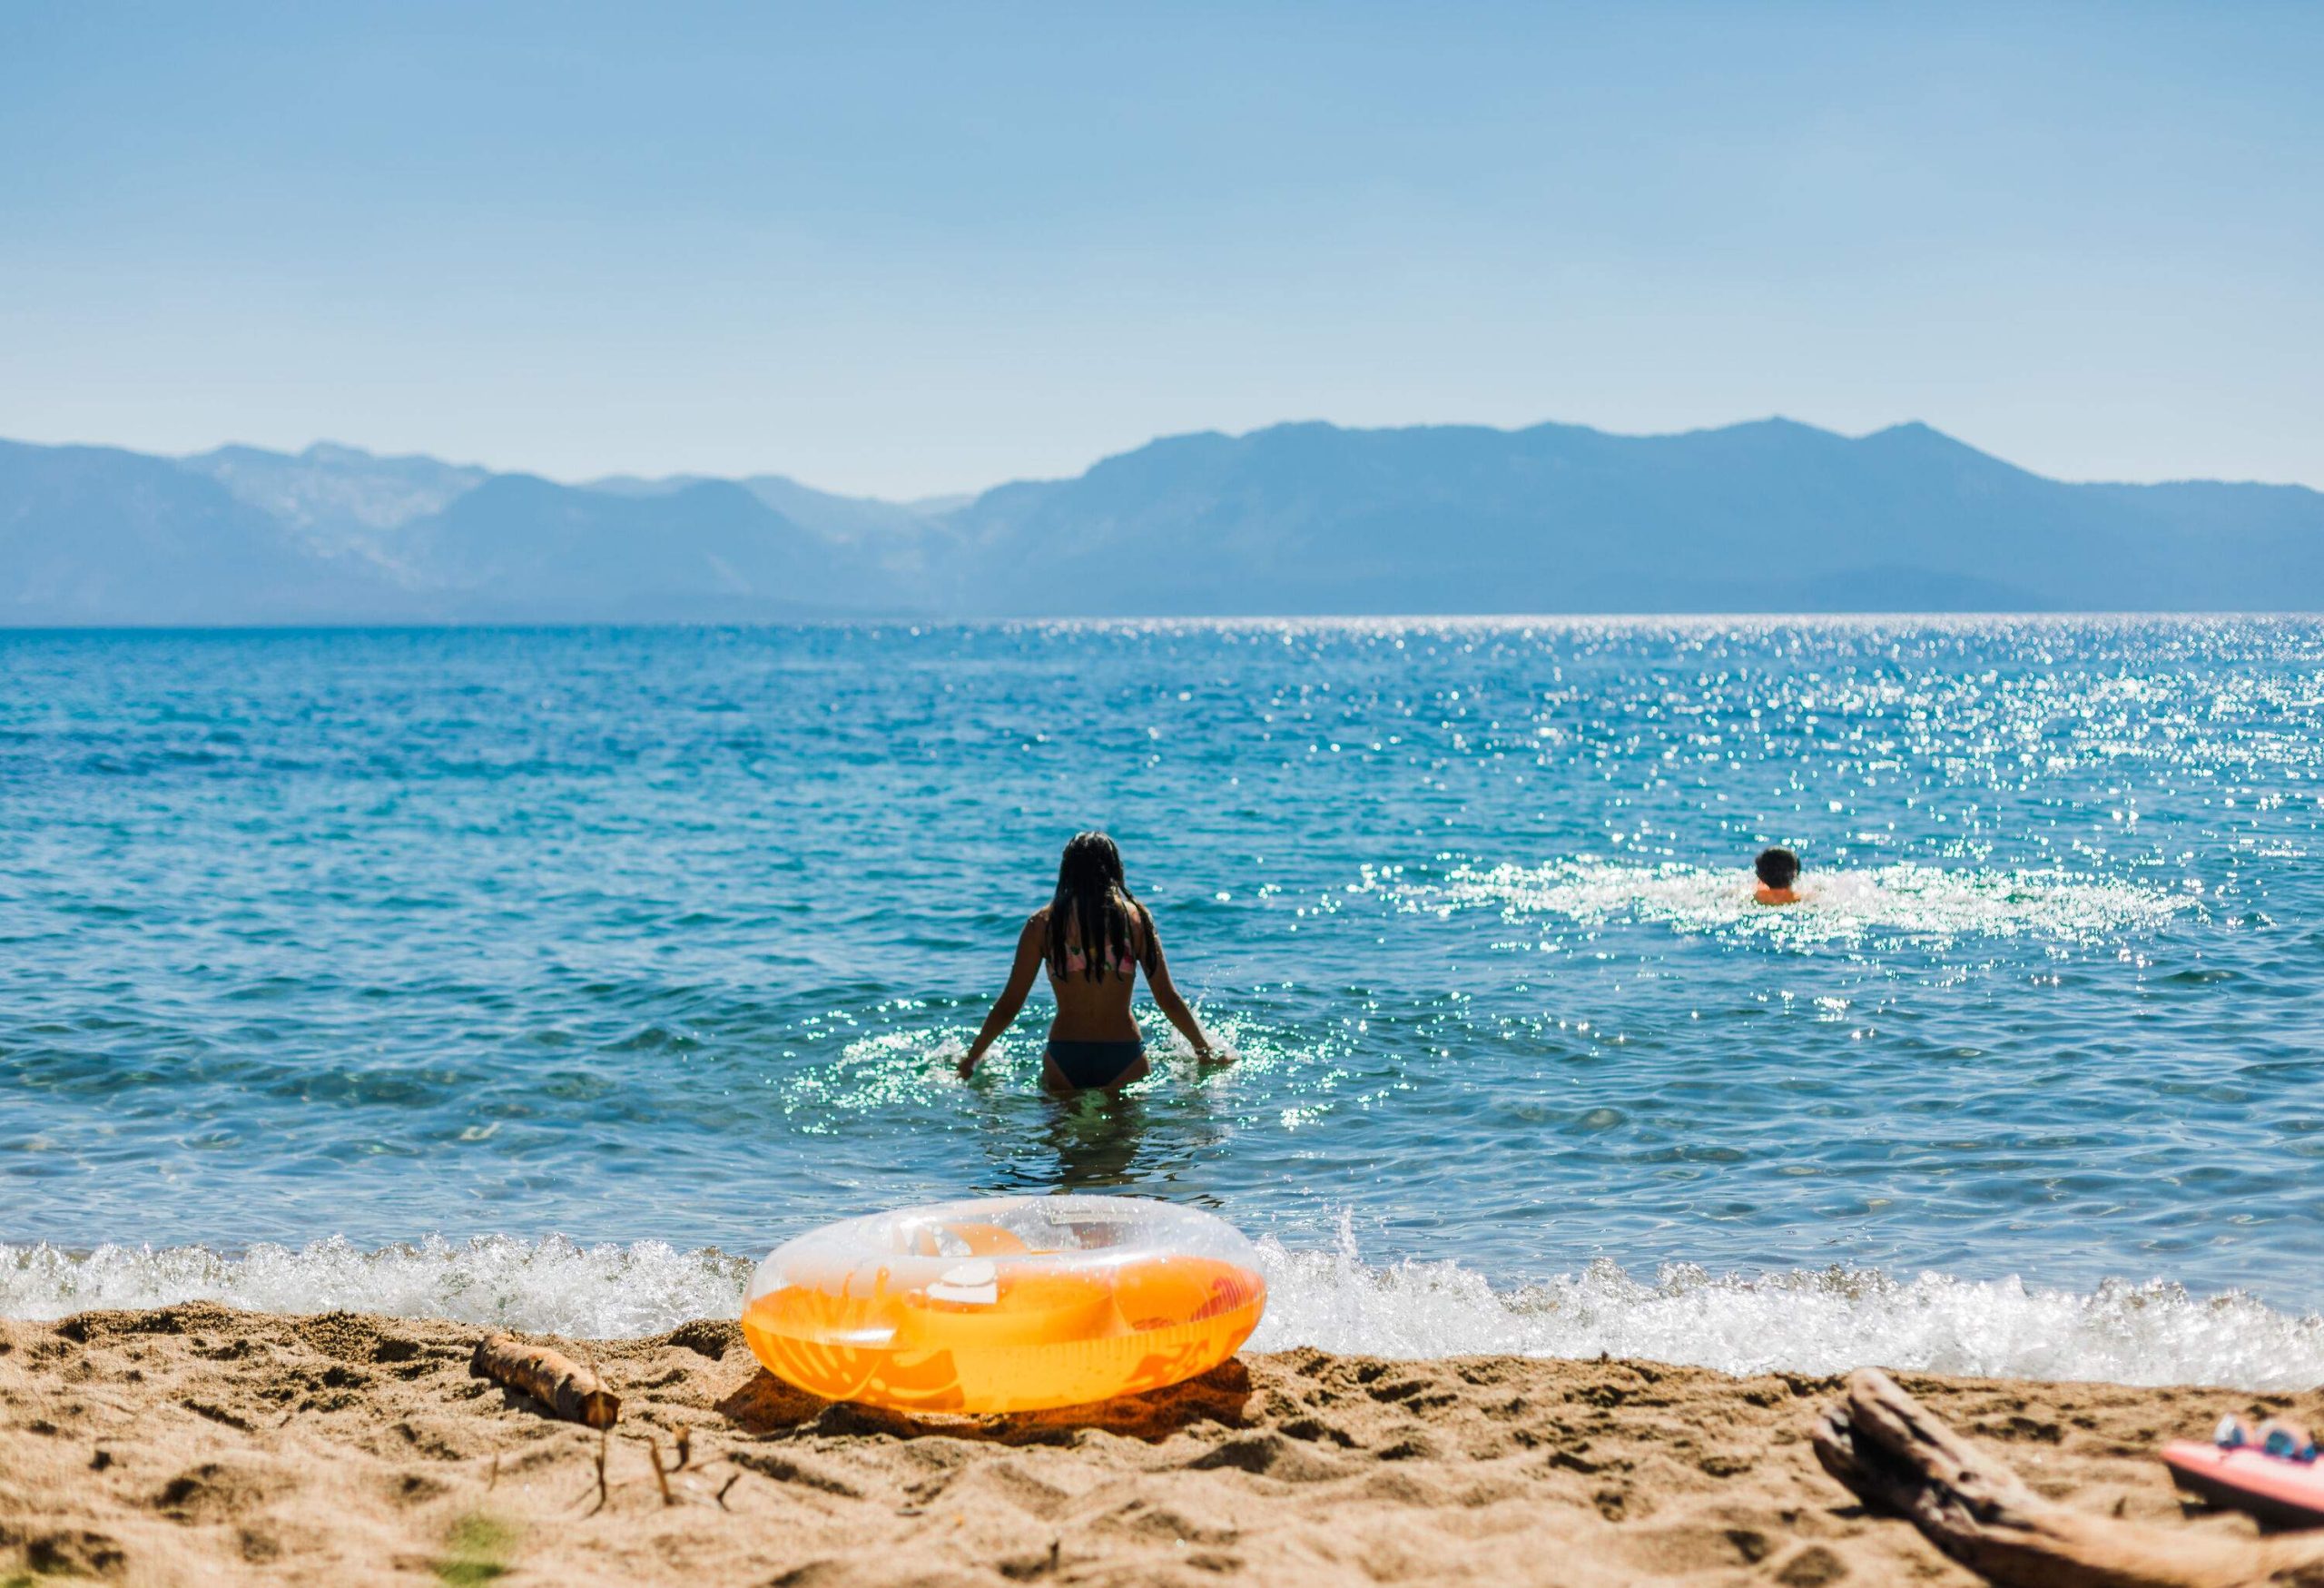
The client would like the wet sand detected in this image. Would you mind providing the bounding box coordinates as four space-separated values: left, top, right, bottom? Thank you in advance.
1 1304 2306 1585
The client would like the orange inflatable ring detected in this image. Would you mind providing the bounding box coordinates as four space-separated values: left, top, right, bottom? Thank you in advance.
741 1195 1268 1415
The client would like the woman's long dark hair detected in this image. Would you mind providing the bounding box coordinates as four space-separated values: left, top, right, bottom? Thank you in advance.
1048 832 1152 981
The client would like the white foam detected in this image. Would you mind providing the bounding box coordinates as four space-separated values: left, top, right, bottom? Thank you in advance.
7 1225 2319 1389
1248 1224 2324 1390
0 1235 751 1340
1375 859 2189 947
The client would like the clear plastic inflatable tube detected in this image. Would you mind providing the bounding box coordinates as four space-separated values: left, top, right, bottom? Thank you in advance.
742 1195 1268 1415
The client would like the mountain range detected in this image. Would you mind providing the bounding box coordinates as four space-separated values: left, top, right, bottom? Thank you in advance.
4 419 2320 624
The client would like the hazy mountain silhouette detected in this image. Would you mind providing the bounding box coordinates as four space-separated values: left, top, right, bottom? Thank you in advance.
2 419 2319 623
182 442 490 563
946 419 2324 615
591 469 934 540
587 469 960 584
0 439 395 624
400 475 875 621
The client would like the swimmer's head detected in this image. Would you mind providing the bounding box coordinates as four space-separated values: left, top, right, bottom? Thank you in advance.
1056 831 1128 897
1755 847 1801 890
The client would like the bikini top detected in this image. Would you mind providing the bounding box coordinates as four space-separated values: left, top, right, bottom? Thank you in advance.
1053 912 1143 980
1062 941 1138 978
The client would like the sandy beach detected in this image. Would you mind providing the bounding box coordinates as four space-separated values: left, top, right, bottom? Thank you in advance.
1 1305 2305 1586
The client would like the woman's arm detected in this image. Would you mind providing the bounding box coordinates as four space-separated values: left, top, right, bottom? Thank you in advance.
1141 912 1226 1063
958 914 1046 1079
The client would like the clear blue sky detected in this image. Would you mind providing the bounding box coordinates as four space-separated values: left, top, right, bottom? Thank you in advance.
4 2 2319 498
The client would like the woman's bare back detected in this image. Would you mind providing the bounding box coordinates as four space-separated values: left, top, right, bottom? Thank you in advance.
1036 902 1146 1043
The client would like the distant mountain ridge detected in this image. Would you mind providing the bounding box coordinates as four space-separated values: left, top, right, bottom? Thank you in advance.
950 418 2324 615
403 474 862 622
182 442 491 557
3 420 2320 624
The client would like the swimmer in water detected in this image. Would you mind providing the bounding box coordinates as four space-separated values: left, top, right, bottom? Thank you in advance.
1754 846 1802 905
958 832 1224 1094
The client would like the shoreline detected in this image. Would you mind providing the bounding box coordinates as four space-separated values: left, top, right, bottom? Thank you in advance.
3 1303 2305 1586
11 1232 2324 1395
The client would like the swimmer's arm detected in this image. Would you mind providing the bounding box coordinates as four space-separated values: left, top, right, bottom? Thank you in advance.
960 915 1045 1080
1142 916 1225 1064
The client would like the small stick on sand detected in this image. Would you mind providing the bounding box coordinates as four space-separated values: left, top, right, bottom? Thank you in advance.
1814 1368 2324 1588
641 1435 676 1507
675 1426 694 1471
587 1427 611 1516
469 1332 620 1428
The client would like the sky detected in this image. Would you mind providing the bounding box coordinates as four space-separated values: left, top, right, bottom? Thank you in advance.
3 3 2320 500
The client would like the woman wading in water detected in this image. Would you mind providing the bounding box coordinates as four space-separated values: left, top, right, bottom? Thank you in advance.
958 833 1222 1093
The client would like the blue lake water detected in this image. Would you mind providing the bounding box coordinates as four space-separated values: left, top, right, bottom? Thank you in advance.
5 619 2324 1384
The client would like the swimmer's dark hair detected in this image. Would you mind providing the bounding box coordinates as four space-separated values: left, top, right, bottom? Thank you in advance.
1755 847 1801 888
1048 832 1154 982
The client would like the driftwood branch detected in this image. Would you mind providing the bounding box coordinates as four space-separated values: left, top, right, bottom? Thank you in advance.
1812 1368 2324 1588
469 1332 620 1428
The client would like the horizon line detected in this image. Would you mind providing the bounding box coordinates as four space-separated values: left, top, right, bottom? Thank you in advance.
4 610 2317 638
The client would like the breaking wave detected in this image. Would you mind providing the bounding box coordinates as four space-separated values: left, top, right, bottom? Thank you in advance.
7 1218 2318 1390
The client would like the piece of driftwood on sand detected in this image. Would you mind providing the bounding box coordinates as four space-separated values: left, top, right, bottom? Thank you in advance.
468 1331 622 1428
1815 1368 2324 1588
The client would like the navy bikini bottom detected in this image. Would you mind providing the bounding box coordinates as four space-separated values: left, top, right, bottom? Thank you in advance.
1045 1039 1146 1090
